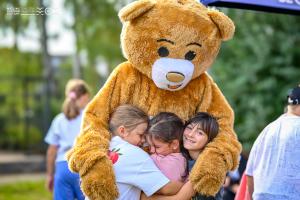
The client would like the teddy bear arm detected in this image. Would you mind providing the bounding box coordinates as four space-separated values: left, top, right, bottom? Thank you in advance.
189 146 227 196
80 156 119 200
209 98 242 171
67 65 136 199
204 82 242 170
66 120 118 200
67 68 120 172
190 83 241 196
189 130 241 195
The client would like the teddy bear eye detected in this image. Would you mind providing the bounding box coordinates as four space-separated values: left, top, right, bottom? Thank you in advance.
158 47 169 57
185 51 196 61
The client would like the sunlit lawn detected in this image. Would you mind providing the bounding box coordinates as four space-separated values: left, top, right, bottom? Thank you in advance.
0 180 52 200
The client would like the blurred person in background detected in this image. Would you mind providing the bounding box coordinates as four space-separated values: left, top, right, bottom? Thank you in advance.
45 79 91 200
223 154 247 200
245 85 300 200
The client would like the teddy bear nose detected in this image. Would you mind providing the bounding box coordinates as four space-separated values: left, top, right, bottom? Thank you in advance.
166 72 185 83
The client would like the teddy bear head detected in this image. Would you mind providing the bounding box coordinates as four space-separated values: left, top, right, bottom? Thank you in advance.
119 0 235 91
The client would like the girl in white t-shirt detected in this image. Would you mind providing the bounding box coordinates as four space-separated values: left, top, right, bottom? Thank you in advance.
45 79 90 200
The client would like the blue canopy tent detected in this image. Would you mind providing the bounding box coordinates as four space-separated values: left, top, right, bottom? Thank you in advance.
200 0 300 15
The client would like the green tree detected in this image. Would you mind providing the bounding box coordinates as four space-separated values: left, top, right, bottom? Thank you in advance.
1 1 299 152
64 0 124 76
0 49 43 149
211 9 300 151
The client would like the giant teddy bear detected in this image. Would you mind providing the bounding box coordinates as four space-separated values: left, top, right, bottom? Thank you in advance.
67 0 242 199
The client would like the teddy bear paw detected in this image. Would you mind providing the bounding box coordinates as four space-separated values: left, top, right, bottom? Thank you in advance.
80 157 119 200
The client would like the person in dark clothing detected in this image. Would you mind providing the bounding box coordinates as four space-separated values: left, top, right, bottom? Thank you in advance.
223 154 247 200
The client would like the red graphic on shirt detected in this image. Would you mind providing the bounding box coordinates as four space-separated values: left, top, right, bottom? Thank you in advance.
108 148 122 164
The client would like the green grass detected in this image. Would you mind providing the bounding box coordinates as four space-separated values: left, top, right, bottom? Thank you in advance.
0 180 52 200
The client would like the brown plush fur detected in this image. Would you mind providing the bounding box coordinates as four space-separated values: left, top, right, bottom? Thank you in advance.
67 0 242 199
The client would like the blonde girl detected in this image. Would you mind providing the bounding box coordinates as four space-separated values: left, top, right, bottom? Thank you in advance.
45 79 90 200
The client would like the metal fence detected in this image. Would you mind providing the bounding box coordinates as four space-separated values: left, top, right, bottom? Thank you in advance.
0 75 60 153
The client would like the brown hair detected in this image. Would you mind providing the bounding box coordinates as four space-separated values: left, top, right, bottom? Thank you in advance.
109 105 149 135
185 112 219 143
62 79 90 120
148 112 184 143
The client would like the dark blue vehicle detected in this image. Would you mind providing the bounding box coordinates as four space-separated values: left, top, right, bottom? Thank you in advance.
200 0 300 15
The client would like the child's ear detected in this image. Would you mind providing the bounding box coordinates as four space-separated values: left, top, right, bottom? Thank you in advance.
171 140 180 150
118 126 127 138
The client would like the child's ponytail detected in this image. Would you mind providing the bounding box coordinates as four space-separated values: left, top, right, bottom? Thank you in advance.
62 79 90 120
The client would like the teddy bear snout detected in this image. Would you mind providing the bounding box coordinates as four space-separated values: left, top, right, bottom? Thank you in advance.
166 72 185 83
152 57 194 91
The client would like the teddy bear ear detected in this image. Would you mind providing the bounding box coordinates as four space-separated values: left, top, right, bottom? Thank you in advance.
207 10 235 41
119 0 155 22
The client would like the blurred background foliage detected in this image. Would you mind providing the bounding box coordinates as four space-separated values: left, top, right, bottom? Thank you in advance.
0 0 299 153
212 9 300 151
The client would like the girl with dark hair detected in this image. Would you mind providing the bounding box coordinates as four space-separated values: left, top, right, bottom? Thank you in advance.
45 79 90 200
182 112 222 200
183 112 219 171
147 112 187 182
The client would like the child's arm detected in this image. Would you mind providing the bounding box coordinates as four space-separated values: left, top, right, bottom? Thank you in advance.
46 145 58 192
141 181 195 200
246 175 254 200
156 181 184 195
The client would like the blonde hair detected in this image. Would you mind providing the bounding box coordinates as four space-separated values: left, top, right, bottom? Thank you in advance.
62 79 90 119
109 105 149 135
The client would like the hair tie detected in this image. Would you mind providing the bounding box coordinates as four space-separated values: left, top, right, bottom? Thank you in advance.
68 91 77 100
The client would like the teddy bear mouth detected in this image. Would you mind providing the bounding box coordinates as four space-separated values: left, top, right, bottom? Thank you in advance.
167 84 182 89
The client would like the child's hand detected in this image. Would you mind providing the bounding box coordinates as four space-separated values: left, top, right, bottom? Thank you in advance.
45 174 54 192
142 135 151 153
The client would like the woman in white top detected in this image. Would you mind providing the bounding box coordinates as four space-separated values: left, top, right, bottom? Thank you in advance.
45 79 90 200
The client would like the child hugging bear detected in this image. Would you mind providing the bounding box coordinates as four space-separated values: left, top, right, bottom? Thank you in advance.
67 0 242 199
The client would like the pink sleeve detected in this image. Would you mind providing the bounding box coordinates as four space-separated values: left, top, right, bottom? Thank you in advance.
151 154 186 182
235 173 251 200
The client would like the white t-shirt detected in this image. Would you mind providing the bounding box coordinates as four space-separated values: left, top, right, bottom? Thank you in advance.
245 114 300 200
44 111 83 162
110 136 170 200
